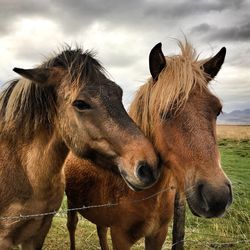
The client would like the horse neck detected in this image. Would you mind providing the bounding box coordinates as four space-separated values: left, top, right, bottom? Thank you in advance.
20 130 69 182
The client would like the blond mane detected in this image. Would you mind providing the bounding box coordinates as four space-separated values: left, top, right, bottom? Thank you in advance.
129 41 209 139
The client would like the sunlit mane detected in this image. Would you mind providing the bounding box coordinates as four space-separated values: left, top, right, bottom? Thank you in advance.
129 41 209 139
0 47 104 139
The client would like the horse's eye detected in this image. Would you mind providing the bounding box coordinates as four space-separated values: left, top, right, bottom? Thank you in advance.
72 100 91 111
217 107 222 116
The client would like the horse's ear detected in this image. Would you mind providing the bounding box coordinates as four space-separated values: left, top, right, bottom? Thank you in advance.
149 43 166 82
13 67 64 86
203 47 226 79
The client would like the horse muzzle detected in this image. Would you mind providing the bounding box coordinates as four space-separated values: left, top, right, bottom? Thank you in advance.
118 161 160 191
186 180 233 218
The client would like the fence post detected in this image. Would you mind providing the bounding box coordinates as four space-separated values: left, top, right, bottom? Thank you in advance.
172 192 185 250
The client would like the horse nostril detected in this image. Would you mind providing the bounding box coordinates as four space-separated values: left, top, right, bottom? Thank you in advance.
226 182 233 206
136 162 156 184
197 183 209 211
198 183 204 192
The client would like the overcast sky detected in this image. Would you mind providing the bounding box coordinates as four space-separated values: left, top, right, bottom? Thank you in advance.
1 0 250 112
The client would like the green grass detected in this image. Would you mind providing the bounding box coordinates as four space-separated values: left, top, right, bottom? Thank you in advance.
43 139 250 249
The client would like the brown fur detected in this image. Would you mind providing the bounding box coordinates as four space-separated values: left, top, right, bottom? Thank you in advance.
65 41 233 250
65 156 175 250
0 47 159 249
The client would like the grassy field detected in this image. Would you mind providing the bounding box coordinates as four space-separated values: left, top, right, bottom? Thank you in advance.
41 126 250 249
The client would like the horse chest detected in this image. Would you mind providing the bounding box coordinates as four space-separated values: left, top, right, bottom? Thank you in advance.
144 208 167 235
135 196 172 237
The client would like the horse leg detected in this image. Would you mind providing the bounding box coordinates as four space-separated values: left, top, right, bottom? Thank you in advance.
21 216 53 250
110 226 133 250
97 225 109 250
145 225 168 250
67 208 79 250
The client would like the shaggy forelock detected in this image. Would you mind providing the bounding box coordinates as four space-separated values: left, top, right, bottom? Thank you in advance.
129 41 209 139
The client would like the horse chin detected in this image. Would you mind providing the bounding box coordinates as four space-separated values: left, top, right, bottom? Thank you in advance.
121 177 142 191
118 167 155 191
118 171 143 191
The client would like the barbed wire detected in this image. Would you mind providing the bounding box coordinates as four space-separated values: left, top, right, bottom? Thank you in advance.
1 183 248 221
0 185 176 223
1 182 249 248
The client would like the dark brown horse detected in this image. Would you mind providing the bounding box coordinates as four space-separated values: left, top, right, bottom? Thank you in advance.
0 48 160 249
65 41 233 250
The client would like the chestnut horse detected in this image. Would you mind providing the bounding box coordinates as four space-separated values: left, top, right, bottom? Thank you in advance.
0 48 160 249
65 41 233 250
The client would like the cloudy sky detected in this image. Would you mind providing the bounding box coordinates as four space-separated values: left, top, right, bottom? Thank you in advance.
1 0 250 112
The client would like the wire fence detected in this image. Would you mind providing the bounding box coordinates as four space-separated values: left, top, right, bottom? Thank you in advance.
0 185 176 223
44 219 250 250
42 216 250 250
1 184 249 249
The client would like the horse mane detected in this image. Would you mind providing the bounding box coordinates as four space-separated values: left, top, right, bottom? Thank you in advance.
0 47 104 140
129 41 209 139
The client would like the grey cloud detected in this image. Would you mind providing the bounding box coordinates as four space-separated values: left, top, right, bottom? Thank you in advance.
189 20 250 68
0 0 144 35
144 0 244 19
225 46 250 68
101 52 137 68
0 1 53 24
0 1 56 38
50 0 248 34
191 20 250 42
0 24 8 35
0 0 248 36
1 0 250 113
209 22 250 42
190 23 213 34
